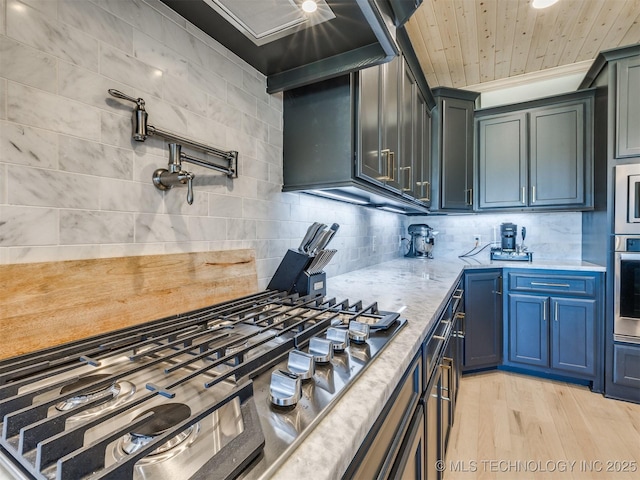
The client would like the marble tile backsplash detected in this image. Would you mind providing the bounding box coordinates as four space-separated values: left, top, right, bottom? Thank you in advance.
408 211 583 262
0 0 405 286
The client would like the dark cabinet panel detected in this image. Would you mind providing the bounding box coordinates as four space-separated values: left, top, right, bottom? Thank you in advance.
616 55 640 158
413 90 432 206
508 293 548 367
550 297 596 376
477 113 527 208
400 59 416 195
359 65 384 182
612 343 640 389
440 97 475 210
463 270 503 369
530 102 585 206
475 90 594 211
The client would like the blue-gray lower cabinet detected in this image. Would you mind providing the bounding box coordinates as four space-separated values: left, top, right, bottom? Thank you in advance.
505 270 603 391
508 294 548 367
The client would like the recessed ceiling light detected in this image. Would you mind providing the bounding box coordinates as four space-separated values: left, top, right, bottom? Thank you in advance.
301 0 318 13
532 0 559 8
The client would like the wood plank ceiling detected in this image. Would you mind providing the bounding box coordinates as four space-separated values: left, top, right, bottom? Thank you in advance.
405 0 640 89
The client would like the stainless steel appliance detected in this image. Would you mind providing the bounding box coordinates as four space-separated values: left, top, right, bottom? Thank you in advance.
614 235 640 344
0 290 406 480
615 163 640 234
405 224 437 259
490 223 533 261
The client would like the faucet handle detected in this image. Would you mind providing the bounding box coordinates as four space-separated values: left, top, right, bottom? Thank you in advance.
186 172 194 205
108 89 145 110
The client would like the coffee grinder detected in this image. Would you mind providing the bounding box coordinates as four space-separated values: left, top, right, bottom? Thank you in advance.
490 222 533 261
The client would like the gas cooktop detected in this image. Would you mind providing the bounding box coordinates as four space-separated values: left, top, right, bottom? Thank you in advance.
0 290 406 480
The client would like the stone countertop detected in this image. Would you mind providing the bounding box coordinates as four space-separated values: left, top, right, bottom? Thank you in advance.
268 257 605 479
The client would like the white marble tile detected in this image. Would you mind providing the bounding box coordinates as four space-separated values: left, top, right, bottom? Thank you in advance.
163 184 208 216
133 29 188 80
162 73 207 117
0 205 58 245
17 0 56 17
226 175 257 199
268 124 283 148
99 178 161 214
257 97 281 130
256 179 283 201
0 164 6 203
97 0 165 42
163 241 211 254
188 62 227 101
59 0 132 53
134 213 190 243
59 135 132 179
268 163 284 185
227 83 257 117
256 141 282 166
7 0 99 71
59 61 128 111
7 244 101 264
161 16 209 69
0 120 58 168
0 79 6 120
208 193 242 218
0 0 6 36
100 110 165 157
0 36 57 92
8 165 100 209
208 96 242 131
133 151 164 183
226 128 256 160
144 96 189 137
181 112 226 150
100 43 163 99
226 218 256 241
98 242 165 259
241 113 268 143
242 70 267 102
187 216 227 241
60 209 134 244
209 48 243 86
8 82 101 140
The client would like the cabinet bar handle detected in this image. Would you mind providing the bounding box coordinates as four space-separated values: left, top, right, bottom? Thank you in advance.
555 302 559 322
453 289 464 299
388 151 396 182
532 185 536 203
402 166 412 192
543 299 547 321
378 149 392 181
465 188 473 206
521 186 526 204
433 335 446 341
530 282 571 288
416 180 430 202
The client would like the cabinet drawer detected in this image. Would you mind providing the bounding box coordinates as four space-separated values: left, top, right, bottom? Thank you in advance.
613 343 640 388
508 272 596 296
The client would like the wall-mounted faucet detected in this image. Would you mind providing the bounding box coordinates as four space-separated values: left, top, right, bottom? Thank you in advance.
108 89 238 205
153 144 195 204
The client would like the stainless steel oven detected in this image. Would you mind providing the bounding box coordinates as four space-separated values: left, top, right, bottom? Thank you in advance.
614 235 640 344
615 164 640 234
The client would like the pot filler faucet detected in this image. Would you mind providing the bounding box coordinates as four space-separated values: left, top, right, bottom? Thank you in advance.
108 89 238 205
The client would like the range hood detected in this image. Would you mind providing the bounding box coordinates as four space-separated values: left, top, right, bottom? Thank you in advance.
160 0 398 93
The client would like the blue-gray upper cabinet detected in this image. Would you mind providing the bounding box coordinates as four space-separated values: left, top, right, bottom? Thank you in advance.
359 57 402 191
476 90 594 211
616 55 640 158
432 88 480 211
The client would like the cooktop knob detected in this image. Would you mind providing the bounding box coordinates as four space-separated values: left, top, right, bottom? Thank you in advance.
287 350 315 380
309 337 333 364
348 321 370 344
269 370 302 407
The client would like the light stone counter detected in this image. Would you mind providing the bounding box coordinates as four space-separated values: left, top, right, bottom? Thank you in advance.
269 256 605 479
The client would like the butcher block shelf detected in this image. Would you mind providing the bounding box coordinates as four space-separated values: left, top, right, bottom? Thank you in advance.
0 249 258 360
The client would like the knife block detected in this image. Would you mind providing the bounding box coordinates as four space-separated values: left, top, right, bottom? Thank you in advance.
267 249 327 296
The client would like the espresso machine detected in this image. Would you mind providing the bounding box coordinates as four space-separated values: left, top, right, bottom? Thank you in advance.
490 222 533 261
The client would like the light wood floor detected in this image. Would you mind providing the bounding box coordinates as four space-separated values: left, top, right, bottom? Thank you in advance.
446 371 640 480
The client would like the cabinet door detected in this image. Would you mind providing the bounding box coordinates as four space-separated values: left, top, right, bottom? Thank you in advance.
440 97 474 210
400 59 416 195
414 91 432 206
477 113 528 209
551 297 596 376
358 65 384 182
616 56 640 158
425 371 441 480
463 271 503 369
508 294 548 367
390 407 425 480
529 103 585 206
381 56 401 190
